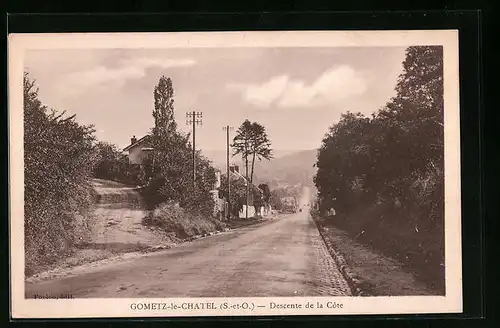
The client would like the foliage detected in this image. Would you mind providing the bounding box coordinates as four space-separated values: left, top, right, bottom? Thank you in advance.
252 186 264 209
142 76 216 215
248 122 273 183
152 76 177 138
269 186 300 212
232 119 273 183
218 175 249 217
231 120 252 180
93 141 141 185
142 203 226 241
313 46 444 291
24 72 98 275
258 183 271 204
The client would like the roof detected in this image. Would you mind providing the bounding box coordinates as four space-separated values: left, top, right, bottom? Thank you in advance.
123 135 151 152
222 171 261 193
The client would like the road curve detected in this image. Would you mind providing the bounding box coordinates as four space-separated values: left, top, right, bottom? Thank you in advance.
25 210 351 298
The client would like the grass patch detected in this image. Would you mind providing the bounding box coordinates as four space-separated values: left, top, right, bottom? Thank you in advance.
142 203 227 240
312 209 444 296
225 216 267 229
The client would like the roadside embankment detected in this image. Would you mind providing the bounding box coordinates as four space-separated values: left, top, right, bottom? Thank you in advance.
141 203 271 248
311 212 438 296
27 178 270 281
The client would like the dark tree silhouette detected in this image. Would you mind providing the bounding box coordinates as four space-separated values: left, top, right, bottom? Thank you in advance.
152 76 176 138
143 76 216 214
249 122 273 183
313 46 445 292
232 120 273 183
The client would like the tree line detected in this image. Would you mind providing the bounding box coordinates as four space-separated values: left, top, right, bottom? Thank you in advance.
313 46 445 292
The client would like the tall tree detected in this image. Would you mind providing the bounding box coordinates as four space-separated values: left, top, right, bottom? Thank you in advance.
249 122 273 183
152 76 177 138
232 119 253 181
143 76 216 215
314 46 443 214
388 45 444 173
232 120 273 183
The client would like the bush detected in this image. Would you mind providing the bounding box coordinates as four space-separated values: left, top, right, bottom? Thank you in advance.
24 73 98 276
140 152 216 216
93 141 142 186
142 203 226 240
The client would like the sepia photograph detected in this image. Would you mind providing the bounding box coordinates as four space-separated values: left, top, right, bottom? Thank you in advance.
9 31 462 318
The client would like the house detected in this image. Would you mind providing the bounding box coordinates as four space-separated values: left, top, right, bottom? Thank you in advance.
123 135 152 165
218 164 264 219
210 170 224 218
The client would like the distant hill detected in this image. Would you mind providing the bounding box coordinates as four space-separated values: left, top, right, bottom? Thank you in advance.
201 149 317 187
201 149 311 171
252 149 318 189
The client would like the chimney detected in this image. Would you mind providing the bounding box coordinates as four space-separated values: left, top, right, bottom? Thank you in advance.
131 135 137 145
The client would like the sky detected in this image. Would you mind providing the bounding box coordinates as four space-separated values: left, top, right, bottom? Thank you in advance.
24 47 407 152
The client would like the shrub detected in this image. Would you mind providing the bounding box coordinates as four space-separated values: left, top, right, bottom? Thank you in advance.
142 203 226 240
24 73 98 275
93 141 142 186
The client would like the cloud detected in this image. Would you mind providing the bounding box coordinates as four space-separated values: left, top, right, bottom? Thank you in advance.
119 57 197 70
228 65 367 109
228 76 288 107
57 57 197 97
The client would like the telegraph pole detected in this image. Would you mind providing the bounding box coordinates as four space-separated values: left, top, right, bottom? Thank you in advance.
186 111 203 188
245 141 249 220
223 125 233 220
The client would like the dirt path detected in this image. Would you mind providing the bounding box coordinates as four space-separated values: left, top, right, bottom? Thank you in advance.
26 179 166 281
89 179 167 248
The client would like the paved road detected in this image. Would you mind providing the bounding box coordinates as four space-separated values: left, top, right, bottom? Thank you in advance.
25 195 351 298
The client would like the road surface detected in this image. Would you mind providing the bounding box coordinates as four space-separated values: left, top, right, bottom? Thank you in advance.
25 190 351 298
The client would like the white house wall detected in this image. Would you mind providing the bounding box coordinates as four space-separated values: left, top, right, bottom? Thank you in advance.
128 146 145 165
239 205 256 218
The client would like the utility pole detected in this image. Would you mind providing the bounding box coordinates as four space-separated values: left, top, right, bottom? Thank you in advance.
246 179 249 219
245 141 250 220
186 111 203 188
223 125 233 220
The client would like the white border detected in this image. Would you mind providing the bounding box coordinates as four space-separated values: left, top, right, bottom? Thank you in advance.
9 30 462 318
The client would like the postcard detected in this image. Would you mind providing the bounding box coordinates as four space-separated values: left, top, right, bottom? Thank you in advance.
9 30 461 318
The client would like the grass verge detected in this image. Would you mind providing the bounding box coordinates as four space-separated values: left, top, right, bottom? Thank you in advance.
312 212 440 296
141 204 227 241
142 204 271 241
